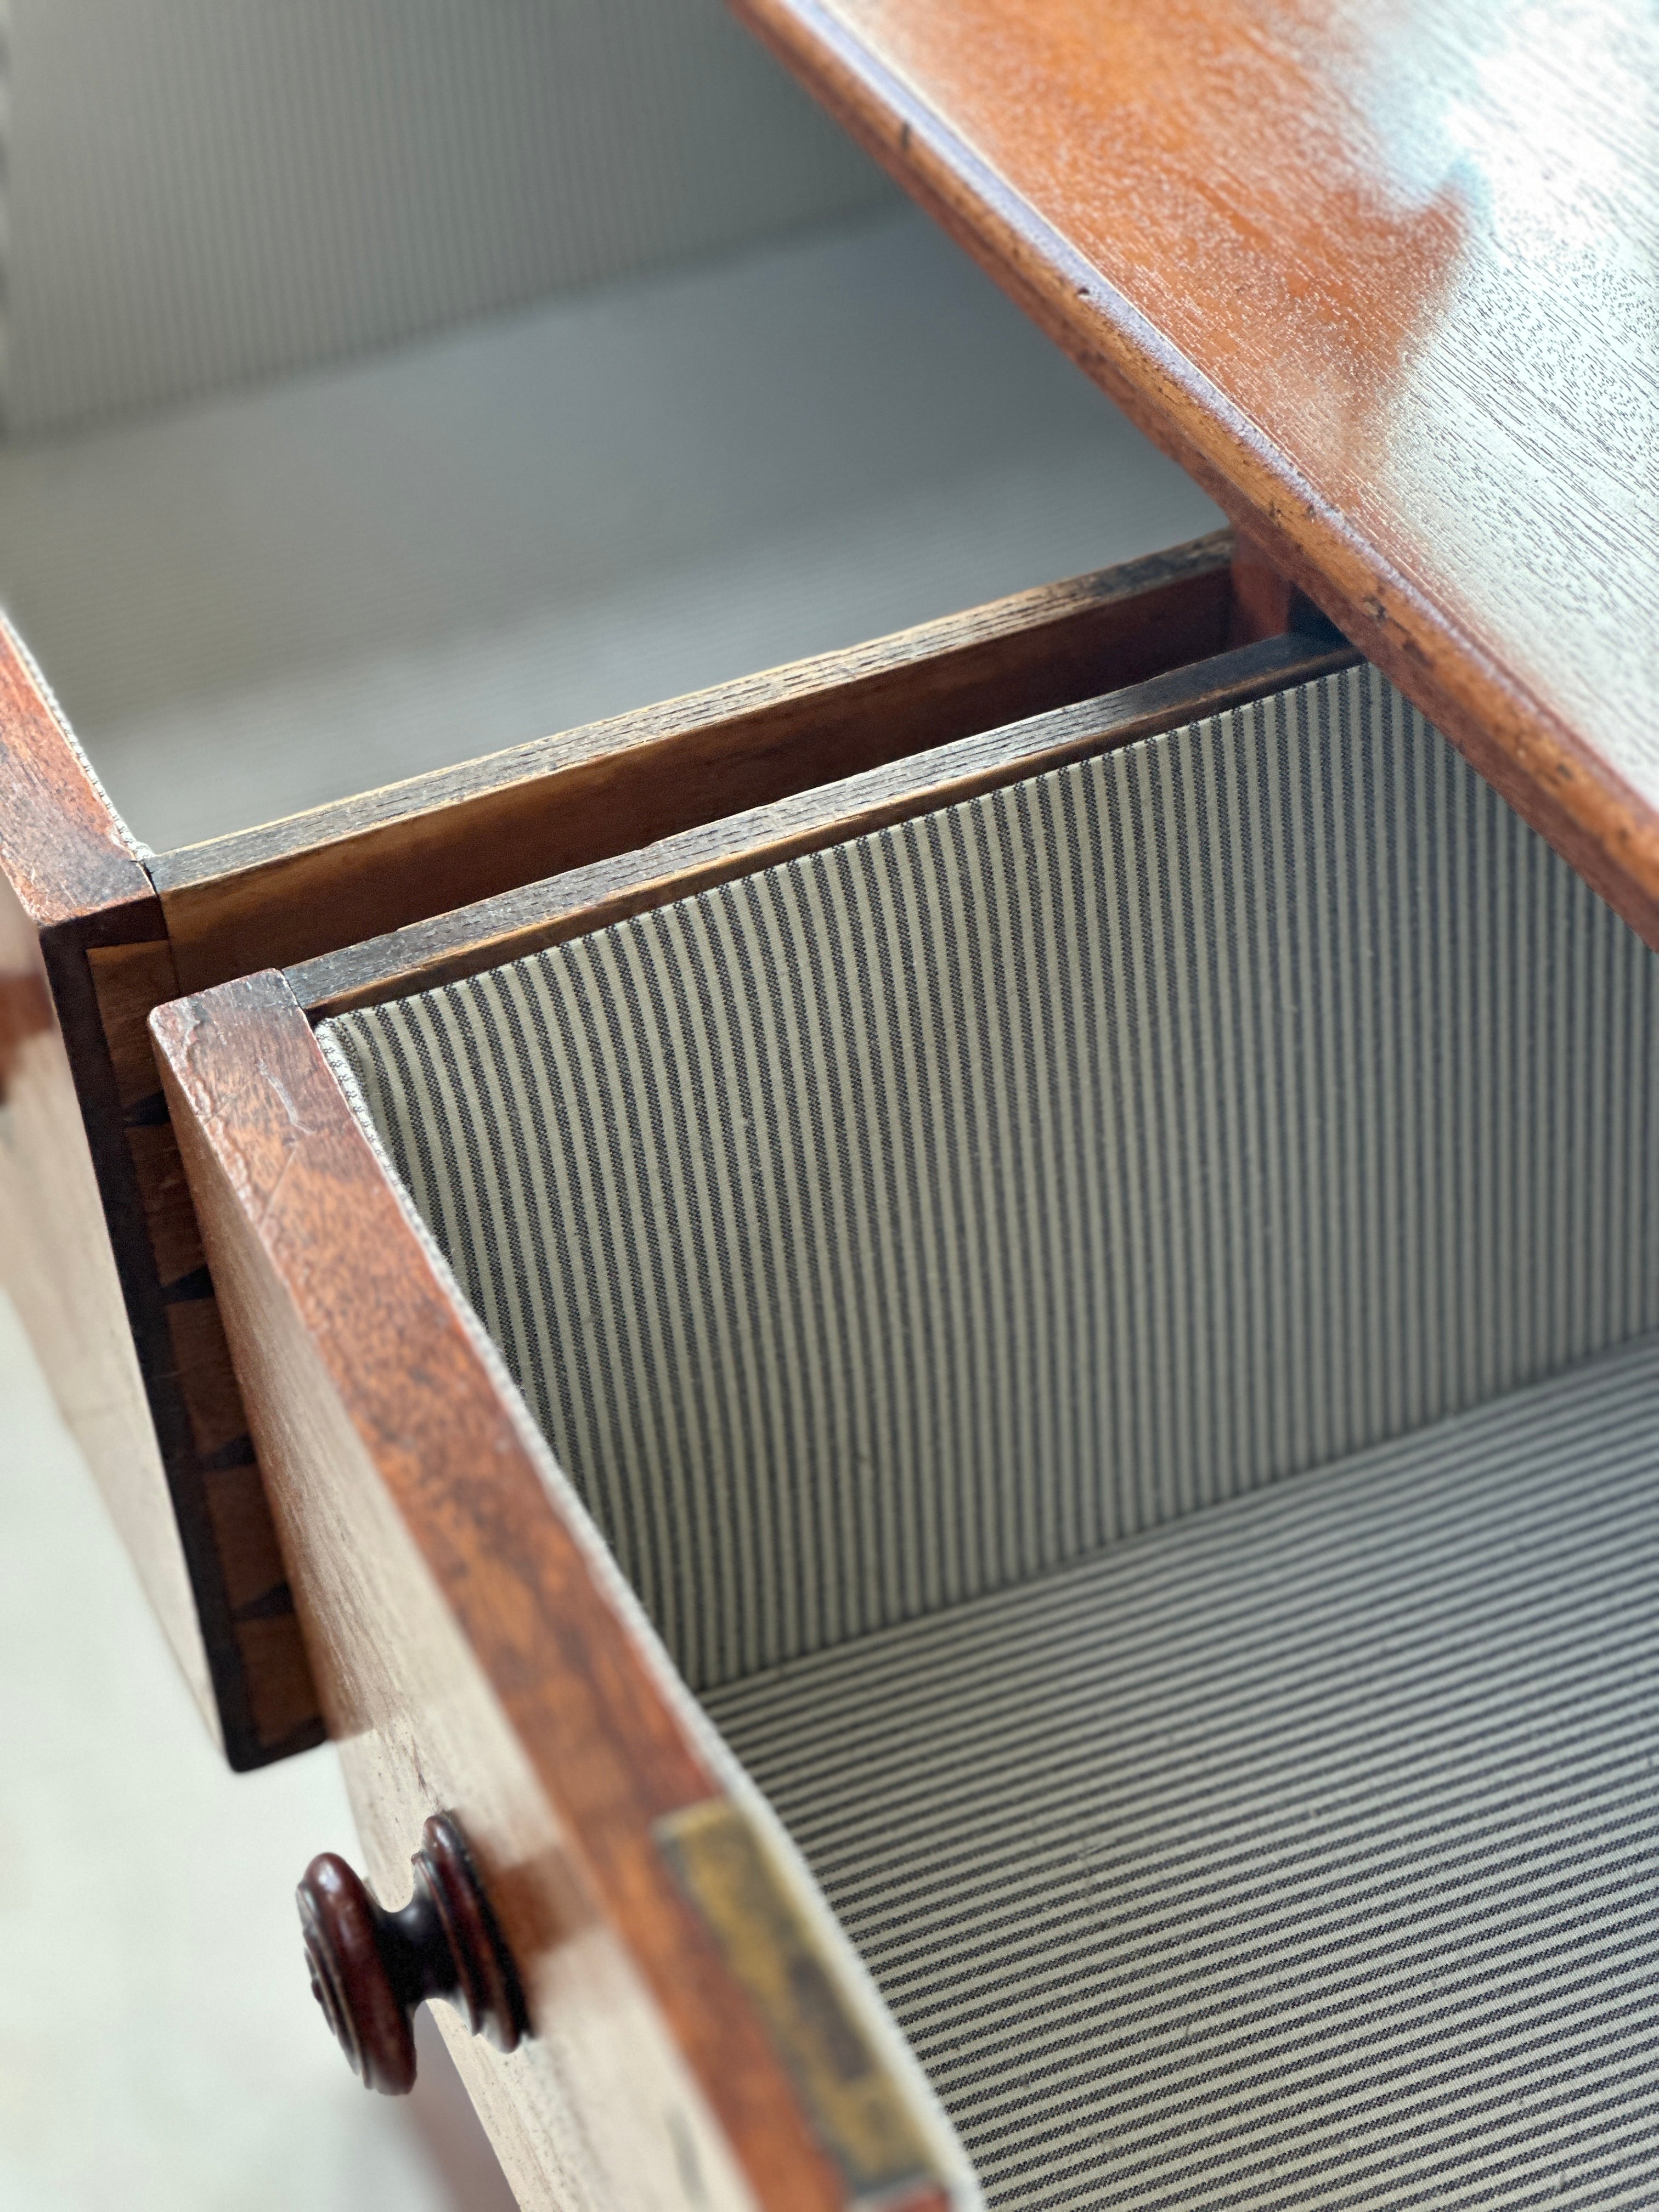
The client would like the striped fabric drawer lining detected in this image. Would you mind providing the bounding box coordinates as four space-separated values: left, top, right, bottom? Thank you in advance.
706 1337 1659 2211
324 661 1659 1692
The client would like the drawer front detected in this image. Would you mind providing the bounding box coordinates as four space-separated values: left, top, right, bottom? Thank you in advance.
158 639 1659 2206
157 973 965 2212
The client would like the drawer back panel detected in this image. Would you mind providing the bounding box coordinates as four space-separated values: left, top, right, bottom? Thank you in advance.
323 662 1659 1690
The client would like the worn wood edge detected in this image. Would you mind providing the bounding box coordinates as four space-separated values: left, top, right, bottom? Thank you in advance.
731 0 1659 951
151 972 941 2208
84 936 323 1766
34 912 233 1750
150 534 1235 989
154 532 1233 886
14 889 298 1769
0 885 217 1750
292 630 1357 1017
0 616 318 1763
0 615 152 928
27 908 322 1769
61 916 323 1760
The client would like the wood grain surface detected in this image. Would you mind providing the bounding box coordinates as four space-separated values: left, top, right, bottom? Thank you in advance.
151 534 1235 990
735 0 1659 944
85 935 320 1759
291 629 1356 1016
154 973 955 2212
0 616 319 1767
0 870 215 1723
0 617 151 931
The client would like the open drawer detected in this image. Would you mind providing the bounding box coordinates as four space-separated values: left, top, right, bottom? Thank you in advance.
153 652 1659 2206
1 526 1304 1767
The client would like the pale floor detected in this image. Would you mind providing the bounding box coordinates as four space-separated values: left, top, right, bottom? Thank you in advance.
0 206 1215 2207
0 1293 459 2212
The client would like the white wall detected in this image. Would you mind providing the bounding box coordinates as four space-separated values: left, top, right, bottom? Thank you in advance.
0 212 1222 849
1 0 893 435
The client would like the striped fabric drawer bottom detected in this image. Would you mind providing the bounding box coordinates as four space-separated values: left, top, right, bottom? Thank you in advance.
707 1336 1659 2211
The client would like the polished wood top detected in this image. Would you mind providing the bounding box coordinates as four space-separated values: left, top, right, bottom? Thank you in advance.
737 0 1659 939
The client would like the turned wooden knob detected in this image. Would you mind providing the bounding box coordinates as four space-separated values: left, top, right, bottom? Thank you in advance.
296 1812 528 2094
